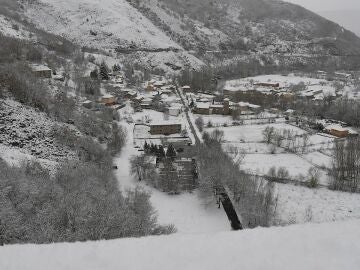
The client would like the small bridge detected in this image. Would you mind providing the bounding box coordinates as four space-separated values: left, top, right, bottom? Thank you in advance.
215 185 243 231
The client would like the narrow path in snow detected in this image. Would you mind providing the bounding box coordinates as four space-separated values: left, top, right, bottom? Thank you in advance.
176 87 200 144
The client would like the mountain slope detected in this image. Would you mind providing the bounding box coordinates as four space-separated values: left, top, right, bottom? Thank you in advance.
1 220 359 270
21 0 204 71
319 9 360 38
127 0 360 70
24 0 179 49
143 0 360 53
12 0 360 71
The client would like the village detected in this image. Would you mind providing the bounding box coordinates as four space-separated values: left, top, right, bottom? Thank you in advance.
6 58 359 231
49 58 358 200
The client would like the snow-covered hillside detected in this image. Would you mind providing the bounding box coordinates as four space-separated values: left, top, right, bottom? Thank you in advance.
1 220 359 270
0 14 33 40
22 0 203 71
24 0 177 49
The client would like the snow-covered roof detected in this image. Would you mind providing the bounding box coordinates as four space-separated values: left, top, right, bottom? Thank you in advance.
102 94 115 99
325 124 348 132
134 95 144 100
195 103 210 109
236 102 260 109
142 98 152 103
149 120 182 126
170 103 183 109
210 104 224 108
199 98 210 103
30 64 51 72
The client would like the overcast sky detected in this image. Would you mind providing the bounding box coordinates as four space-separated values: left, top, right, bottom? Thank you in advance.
286 0 360 36
286 0 360 11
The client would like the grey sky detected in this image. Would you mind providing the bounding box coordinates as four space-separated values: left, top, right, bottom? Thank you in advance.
286 0 360 36
286 0 360 11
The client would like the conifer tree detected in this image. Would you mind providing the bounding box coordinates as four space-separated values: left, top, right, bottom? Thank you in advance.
100 61 110 80
90 68 99 80
157 145 166 158
144 141 150 153
166 144 177 159
113 64 121 72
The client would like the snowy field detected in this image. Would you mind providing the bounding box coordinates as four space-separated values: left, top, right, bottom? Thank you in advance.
241 153 317 176
276 183 360 224
207 123 307 143
207 122 335 184
224 74 333 93
1 220 359 270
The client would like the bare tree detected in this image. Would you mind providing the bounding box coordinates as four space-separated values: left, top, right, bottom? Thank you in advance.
195 116 205 132
331 138 360 192
263 126 275 144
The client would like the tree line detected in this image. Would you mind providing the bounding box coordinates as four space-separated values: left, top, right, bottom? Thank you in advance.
196 130 277 228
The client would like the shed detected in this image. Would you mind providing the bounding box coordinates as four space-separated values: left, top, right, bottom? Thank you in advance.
30 64 52 78
101 94 117 106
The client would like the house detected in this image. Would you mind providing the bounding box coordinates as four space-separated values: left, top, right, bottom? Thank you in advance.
140 98 153 109
316 70 327 80
145 83 155 92
254 82 280 88
30 64 52 78
82 100 93 109
334 72 353 82
126 91 138 99
149 121 182 135
169 103 183 116
53 74 65 81
134 95 145 103
153 81 166 88
181 85 192 93
100 94 117 106
325 125 350 138
210 104 225 115
193 103 210 115
193 98 230 115
285 109 295 116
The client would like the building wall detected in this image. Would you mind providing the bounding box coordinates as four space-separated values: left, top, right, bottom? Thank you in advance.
210 106 224 115
34 70 52 78
101 97 117 105
193 108 210 115
330 129 349 138
150 124 182 135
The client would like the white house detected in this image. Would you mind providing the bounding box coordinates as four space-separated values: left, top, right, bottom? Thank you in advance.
169 103 183 116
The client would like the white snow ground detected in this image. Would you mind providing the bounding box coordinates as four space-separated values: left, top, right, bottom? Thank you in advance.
1 220 359 270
